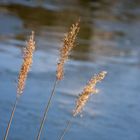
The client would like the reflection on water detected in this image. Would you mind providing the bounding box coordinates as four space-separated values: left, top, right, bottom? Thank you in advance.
0 0 140 140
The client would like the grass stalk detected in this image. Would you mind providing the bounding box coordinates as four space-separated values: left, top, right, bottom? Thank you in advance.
36 20 80 140
58 117 73 140
3 31 35 140
3 95 20 140
58 71 107 140
36 78 58 140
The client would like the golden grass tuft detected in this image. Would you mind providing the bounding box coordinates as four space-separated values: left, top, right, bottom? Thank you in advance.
3 31 36 140
17 31 36 95
73 71 107 116
56 20 80 80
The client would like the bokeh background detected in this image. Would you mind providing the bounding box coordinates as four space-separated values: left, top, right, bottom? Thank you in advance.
0 0 140 140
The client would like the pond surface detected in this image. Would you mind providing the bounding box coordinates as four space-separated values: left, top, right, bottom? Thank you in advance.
0 0 140 140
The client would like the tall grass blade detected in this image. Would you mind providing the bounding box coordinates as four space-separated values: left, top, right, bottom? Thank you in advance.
3 96 20 140
36 79 58 140
58 117 73 140
36 20 80 140
3 31 35 140
58 71 107 140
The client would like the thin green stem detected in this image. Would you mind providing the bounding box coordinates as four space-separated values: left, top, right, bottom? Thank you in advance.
36 78 58 140
3 95 20 140
58 116 73 140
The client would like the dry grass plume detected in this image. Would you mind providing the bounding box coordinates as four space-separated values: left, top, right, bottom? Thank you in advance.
17 31 36 95
73 71 107 116
56 20 80 80
36 20 80 140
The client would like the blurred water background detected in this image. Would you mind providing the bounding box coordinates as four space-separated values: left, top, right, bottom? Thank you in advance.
0 0 140 140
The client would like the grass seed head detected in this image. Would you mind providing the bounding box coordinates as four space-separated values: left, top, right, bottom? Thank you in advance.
73 71 107 116
56 20 80 80
17 31 36 95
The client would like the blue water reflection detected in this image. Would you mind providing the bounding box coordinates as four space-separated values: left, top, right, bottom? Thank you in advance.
0 0 140 140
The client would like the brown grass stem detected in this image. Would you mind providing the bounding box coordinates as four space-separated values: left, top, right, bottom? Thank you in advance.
36 20 80 140
3 96 20 140
58 117 73 140
36 78 59 140
4 31 35 140
58 71 107 140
